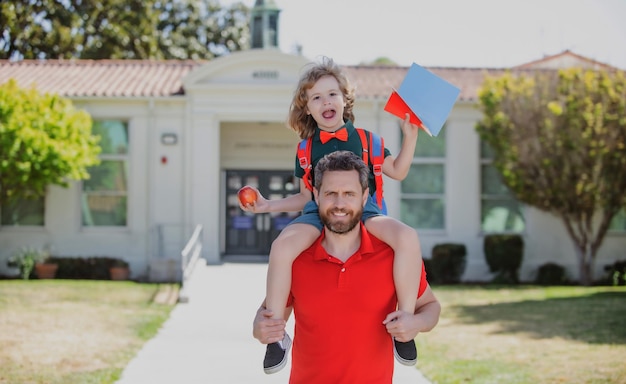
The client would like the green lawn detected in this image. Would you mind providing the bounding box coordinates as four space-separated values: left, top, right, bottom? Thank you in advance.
417 285 626 384
1 280 624 384
0 279 175 384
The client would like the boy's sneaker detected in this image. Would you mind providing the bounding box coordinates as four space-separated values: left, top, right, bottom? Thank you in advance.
393 338 417 366
263 333 292 374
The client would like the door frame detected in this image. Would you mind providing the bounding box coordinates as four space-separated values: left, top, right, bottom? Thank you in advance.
222 169 299 258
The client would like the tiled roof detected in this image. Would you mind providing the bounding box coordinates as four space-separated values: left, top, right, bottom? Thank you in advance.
343 65 504 102
0 58 496 101
0 59 202 97
513 49 616 71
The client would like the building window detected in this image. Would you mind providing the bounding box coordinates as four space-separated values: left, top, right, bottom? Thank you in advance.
480 141 525 233
268 14 278 46
400 127 446 229
82 120 129 227
252 15 262 48
609 209 626 232
1 193 44 226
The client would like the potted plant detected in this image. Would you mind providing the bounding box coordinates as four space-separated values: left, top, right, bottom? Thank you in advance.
8 247 56 280
34 250 57 279
109 259 130 281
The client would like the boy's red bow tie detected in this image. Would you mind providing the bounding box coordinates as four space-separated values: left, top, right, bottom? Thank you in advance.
319 128 348 144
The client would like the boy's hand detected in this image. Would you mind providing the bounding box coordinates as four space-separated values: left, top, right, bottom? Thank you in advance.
383 309 419 342
400 113 421 141
238 187 269 213
253 307 286 344
402 113 432 140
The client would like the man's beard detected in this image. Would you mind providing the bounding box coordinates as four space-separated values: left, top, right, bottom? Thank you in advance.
320 207 362 234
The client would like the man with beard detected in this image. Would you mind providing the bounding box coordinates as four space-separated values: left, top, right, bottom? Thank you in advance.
253 151 440 384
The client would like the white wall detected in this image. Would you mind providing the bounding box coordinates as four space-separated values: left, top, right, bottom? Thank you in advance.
2 51 624 282
0 98 187 280
182 50 308 264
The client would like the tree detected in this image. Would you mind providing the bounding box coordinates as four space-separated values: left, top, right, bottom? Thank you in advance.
0 0 81 60
475 68 626 285
0 79 101 218
156 0 249 59
74 0 163 60
0 0 250 60
360 57 399 66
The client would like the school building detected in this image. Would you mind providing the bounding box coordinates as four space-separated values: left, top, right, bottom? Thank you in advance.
0 3 624 283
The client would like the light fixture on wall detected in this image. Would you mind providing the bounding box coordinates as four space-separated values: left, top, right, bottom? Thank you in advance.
161 133 178 145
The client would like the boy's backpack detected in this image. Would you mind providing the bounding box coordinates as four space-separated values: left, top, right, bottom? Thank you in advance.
297 128 387 214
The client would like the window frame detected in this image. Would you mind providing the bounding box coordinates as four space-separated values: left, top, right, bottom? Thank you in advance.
80 119 130 230
608 208 626 233
0 192 46 228
399 126 446 232
479 142 526 234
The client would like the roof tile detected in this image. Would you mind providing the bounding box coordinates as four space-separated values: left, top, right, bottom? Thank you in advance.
0 59 201 97
1 51 613 100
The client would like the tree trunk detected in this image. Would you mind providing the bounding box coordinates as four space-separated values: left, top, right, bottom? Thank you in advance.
574 243 594 286
564 217 601 286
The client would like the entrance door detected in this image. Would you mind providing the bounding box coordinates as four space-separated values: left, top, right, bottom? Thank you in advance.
225 170 300 256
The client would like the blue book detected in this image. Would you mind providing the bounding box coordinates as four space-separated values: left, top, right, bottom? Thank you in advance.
384 63 460 137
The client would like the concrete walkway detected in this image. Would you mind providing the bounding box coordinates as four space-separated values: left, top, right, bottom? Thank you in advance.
116 260 432 384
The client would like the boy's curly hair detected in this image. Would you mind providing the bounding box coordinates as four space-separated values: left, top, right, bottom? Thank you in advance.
287 57 355 139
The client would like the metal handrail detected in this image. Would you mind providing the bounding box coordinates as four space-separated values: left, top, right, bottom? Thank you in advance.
178 224 203 303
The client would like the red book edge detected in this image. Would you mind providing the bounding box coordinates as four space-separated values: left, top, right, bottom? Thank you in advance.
383 89 432 136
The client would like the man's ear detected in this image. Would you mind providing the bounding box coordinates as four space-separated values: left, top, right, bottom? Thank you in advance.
313 187 320 204
362 188 369 207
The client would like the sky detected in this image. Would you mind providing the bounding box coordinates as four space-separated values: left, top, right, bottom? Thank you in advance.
227 0 626 69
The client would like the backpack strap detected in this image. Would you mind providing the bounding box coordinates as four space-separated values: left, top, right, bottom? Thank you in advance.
297 138 314 192
356 129 369 166
369 131 385 212
356 128 385 212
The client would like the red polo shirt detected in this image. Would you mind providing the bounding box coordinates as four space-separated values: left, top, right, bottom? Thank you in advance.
288 223 427 384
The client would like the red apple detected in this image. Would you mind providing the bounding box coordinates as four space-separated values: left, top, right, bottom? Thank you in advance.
238 186 257 206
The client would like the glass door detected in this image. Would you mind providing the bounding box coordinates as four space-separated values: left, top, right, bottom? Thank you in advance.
224 170 300 256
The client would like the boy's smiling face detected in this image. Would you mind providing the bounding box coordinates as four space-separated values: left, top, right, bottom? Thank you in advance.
305 75 346 132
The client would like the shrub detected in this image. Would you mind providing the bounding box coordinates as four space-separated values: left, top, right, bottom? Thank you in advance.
7 247 49 280
47 256 126 280
423 258 433 281
484 234 524 284
535 262 568 285
603 260 626 286
430 243 467 284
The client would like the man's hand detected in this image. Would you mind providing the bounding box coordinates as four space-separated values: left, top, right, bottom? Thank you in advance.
253 307 286 344
382 310 419 342
383 287 441 342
